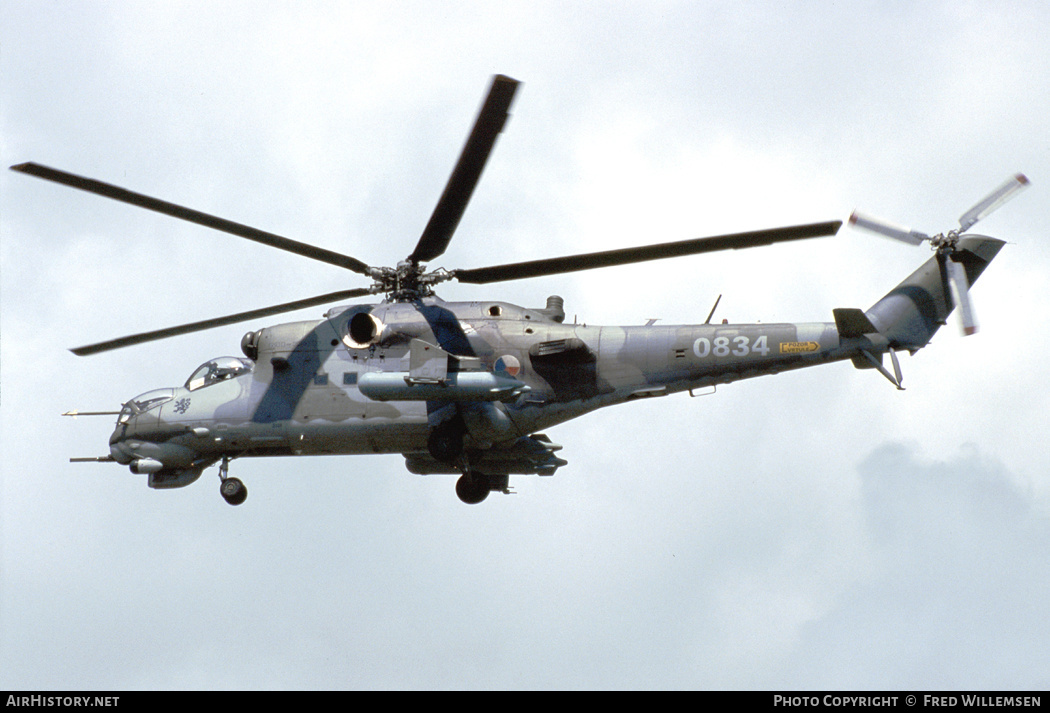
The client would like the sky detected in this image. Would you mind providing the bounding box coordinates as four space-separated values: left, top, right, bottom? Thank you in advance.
2 0 1049 690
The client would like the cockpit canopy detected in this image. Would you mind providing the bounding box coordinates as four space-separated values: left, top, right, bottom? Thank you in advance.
185 357 254 391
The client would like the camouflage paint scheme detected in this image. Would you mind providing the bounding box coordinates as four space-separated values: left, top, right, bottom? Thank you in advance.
106 235 1004 499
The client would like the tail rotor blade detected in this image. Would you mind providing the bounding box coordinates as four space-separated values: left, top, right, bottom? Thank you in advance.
958 173 1030 232
946 256 978 336
848 211 929 245
889 349 904 390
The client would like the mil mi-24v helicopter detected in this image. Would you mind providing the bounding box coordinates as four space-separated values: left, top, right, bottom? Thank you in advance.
13 75 1029 505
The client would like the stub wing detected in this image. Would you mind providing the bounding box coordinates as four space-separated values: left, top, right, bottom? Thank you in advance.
404 433 567 476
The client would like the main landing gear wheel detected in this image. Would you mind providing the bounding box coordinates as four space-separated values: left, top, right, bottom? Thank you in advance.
217 457 247 506
456 472 490 505
220 477 247 506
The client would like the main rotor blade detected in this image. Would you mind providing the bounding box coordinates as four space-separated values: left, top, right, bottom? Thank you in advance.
958 173 1029 232
11 162 373 276
71 288 374 356
408 75 520 264
454 221 842 284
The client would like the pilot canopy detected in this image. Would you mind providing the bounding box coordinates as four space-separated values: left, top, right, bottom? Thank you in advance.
185 357 254 391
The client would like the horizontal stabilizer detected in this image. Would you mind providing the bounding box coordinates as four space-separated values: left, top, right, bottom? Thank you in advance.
833 308 879 338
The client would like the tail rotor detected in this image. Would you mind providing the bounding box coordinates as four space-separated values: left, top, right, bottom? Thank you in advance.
848 173 1029 336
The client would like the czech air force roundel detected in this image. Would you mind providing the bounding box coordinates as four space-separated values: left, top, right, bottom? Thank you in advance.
494 355 521 377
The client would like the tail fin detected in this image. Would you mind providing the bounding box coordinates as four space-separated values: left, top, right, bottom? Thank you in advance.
863 236 1006 350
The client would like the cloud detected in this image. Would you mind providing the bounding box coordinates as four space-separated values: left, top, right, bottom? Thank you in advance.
772 443 1050 690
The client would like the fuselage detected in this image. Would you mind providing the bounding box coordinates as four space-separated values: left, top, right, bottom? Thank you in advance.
109 294 860 488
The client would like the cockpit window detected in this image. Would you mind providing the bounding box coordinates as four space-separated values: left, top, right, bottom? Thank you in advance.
185 357 254 391
119 388 175 423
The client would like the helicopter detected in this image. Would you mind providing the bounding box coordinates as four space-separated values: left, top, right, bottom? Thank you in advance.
12 74 1029 505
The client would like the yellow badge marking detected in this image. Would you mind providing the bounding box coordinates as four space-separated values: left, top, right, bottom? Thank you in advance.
779 341 820 354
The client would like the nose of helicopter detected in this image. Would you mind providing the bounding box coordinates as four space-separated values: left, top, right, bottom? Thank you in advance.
108 419 134 463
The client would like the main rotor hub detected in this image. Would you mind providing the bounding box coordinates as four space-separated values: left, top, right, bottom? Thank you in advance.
365 261 457 301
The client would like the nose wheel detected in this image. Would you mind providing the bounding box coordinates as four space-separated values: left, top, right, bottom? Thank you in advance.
217 457 247 506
